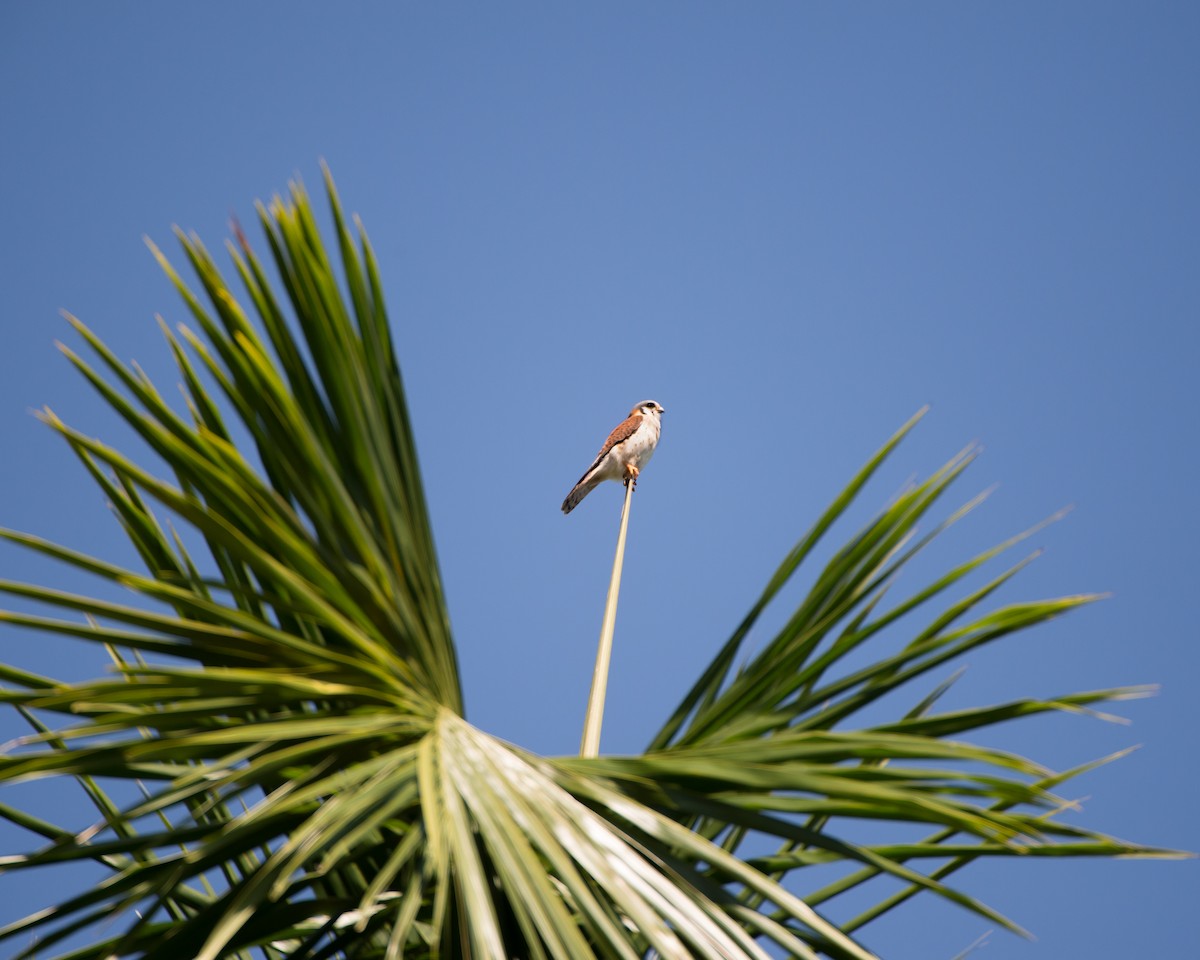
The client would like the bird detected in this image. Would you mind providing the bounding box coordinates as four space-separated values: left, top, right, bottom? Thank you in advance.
561 400 665 514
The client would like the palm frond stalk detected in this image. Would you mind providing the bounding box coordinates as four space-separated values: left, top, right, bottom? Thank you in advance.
0 169 1184 960
580 476 636 758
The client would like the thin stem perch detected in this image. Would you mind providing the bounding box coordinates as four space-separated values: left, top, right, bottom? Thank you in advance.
580 479 635 757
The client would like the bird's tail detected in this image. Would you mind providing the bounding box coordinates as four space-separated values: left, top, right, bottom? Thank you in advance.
561 478 599 514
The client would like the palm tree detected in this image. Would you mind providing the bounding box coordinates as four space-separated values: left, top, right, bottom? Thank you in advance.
0 170 1179 960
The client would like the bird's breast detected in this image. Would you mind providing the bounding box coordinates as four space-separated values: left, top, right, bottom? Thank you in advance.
621 421 659 468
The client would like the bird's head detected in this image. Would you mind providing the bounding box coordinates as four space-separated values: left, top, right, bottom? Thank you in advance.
632 400 665 420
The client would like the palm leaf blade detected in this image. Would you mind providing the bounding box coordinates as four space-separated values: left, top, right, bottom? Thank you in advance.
0 172 1181 960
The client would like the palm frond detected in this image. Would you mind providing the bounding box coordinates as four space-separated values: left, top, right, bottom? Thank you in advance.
0 168 1183 960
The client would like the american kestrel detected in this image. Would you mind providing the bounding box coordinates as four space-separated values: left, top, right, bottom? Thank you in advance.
561 400 665 514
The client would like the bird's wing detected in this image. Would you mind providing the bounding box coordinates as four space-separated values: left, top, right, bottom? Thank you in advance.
571 412 642 487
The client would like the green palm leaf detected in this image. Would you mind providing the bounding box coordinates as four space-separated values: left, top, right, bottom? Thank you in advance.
0 168 1182 960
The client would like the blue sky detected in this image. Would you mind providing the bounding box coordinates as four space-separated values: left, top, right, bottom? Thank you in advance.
1 4 1197 957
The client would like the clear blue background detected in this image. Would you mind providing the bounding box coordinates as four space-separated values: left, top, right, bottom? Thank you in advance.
2 4 1196 958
